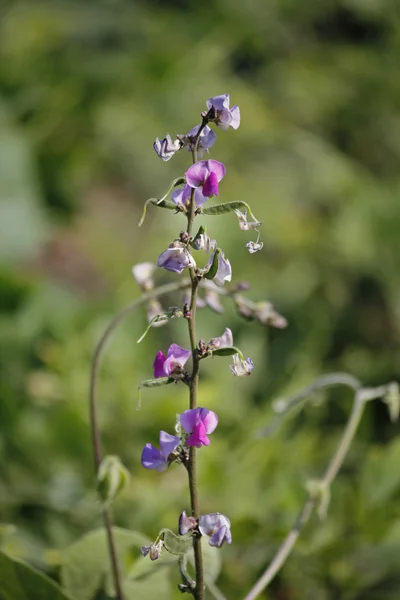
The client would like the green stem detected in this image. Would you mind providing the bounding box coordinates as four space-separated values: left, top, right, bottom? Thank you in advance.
184 125 207 600
242 383 391 600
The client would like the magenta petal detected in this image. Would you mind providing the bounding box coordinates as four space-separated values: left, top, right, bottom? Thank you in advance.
153 351 166 378
186 161 208 188
202 172 219 197
186 421 210 448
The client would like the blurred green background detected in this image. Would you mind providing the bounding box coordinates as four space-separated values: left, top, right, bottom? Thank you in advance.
1 0 400 598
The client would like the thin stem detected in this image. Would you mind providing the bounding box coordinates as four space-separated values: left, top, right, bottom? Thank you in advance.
184 125 207 600
89 278 191 600
256 372 362 438
242 383 388 600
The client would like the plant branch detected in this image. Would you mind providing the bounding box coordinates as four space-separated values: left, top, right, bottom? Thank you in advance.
243 382 391 600
89 278 191 600
184 127 206 600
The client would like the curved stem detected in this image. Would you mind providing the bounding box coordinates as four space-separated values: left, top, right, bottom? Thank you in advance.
256 372 362 438
243 382 389 600
89 278 191 600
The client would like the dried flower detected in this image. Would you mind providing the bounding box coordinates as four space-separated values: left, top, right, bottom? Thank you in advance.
153 134 182 161
230 354 254 376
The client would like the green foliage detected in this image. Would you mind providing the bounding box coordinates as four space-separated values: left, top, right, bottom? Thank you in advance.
0 550 75 600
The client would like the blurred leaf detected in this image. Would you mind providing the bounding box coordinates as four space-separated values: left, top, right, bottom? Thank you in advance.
61 527 148 600
0 550 75 600
360 438 400 508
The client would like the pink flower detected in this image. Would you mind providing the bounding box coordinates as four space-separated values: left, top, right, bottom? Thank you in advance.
153 344 191 378
180 407 218 448
185 160 226 198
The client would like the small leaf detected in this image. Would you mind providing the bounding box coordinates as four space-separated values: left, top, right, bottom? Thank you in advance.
137 377 175 408
137 308 183 343
212 345 243 357
202 200 259 223
0 550 75 600
138 177 185 226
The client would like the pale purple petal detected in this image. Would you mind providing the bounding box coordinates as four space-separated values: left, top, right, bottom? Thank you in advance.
217 109 233 131
153 351 166 378
207 160 226 182
209 525 231 547
206 94 230 111
141 444 168 471
159 430 181 460
194 187 209 206
214 252 232 287
157 247 196 274
163 344 191 376
186 124 217 150
179 511 197 535
230 105 241 130
199 408 218 434
180 408 200 433
230 354 254 376
171 186 190 207
186 161 209 188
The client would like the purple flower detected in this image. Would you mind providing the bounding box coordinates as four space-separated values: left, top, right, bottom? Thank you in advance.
178 511 198 535
157 244 196 274
185 160 226 198
171 184 209 208
230 354 254 376
208 327 233 350
198 513 232 547
180 407 218 448
186 124 217 152
153 134 182 161
153 343 191 378
206 95 240 131
141 540 163 560
141 431 181 472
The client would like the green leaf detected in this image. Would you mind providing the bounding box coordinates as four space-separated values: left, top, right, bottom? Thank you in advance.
61 527 149 600
137 308 183 343
188 537 222 584
138 177 185 226
202 200 259 223
0 550 75 600
212 346 243 357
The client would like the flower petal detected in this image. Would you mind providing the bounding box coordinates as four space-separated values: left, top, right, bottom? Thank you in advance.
141 444 168 471
186 161 209 188
180 408 200 433
207 160 226 182
199 408 218 434
159 430 181 460
202 172 219 197
153 351 166 378
186 421 210 448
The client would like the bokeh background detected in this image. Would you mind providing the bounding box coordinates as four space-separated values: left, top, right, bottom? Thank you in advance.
1 1 400 598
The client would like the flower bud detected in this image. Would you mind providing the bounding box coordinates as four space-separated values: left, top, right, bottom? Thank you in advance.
178 511 197 535
97 455 130 504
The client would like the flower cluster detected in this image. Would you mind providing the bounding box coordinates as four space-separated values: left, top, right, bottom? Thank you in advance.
138 94 268 572
141 407 218 470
